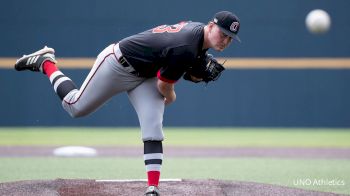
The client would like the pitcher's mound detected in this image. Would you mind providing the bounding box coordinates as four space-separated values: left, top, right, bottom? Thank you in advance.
0 178 338 196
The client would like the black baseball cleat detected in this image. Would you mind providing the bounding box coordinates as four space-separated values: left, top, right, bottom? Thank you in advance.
145 186 160 196
14 46 56 73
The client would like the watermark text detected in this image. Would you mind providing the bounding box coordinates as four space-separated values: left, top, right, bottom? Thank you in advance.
293 178 345 186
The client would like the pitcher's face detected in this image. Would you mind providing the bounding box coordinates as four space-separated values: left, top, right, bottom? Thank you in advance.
208 23 233 51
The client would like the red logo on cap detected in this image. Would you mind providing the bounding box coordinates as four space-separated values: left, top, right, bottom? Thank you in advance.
230 22 239 32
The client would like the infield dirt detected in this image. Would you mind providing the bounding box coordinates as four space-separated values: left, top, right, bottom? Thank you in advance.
0 178 344 196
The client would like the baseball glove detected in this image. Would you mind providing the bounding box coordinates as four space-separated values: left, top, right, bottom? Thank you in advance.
183 54 225 83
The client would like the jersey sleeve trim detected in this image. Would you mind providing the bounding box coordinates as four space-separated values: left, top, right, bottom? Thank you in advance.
157 70 177 84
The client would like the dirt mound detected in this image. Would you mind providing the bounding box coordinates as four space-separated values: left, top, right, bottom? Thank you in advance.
0 179 341 196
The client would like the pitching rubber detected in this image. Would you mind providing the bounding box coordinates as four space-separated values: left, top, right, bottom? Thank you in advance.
96 179 182 182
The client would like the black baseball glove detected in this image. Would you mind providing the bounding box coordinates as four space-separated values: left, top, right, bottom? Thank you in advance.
183 54 225 83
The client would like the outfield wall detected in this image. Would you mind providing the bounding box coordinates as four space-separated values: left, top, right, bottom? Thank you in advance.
1 0 350 127
2 68 350 127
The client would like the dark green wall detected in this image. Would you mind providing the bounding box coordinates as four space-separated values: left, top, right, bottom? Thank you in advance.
1 0 350 127
2 69 350 127
2 0 350 57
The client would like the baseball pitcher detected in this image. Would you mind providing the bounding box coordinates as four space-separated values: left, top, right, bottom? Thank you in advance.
14 11 240 196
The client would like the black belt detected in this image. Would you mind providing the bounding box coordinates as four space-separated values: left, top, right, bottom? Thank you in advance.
118 56 139 76
118 56 129 67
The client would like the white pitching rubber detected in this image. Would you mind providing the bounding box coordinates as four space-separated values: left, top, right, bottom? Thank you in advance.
96 179 182 182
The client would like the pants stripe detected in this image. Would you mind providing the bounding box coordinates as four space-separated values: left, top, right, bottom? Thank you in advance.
63 53 114 105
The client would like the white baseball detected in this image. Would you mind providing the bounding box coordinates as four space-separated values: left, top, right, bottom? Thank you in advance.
305 9 331 34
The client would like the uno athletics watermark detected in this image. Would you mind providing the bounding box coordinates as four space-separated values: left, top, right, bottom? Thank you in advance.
293 178 345 186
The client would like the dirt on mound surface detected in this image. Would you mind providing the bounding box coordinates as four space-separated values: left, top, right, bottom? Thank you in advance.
0 178 342 196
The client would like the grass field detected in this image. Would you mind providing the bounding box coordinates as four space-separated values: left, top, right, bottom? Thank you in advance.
1 127 350 147
0 127 350 195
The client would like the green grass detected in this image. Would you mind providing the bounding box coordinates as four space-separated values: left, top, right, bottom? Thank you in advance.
0 127 349 194
0 127 350 147
0 157 349 194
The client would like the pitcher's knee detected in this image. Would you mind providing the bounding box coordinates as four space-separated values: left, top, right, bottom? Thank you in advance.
69 111 86 118
65 107 91 118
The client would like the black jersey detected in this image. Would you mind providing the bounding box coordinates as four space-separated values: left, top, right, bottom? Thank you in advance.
119 21 208 83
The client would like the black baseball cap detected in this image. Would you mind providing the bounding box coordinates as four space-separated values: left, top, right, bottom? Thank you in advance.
213 11 241 42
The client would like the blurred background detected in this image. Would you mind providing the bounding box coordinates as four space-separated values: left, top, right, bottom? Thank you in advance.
1 0 350 127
